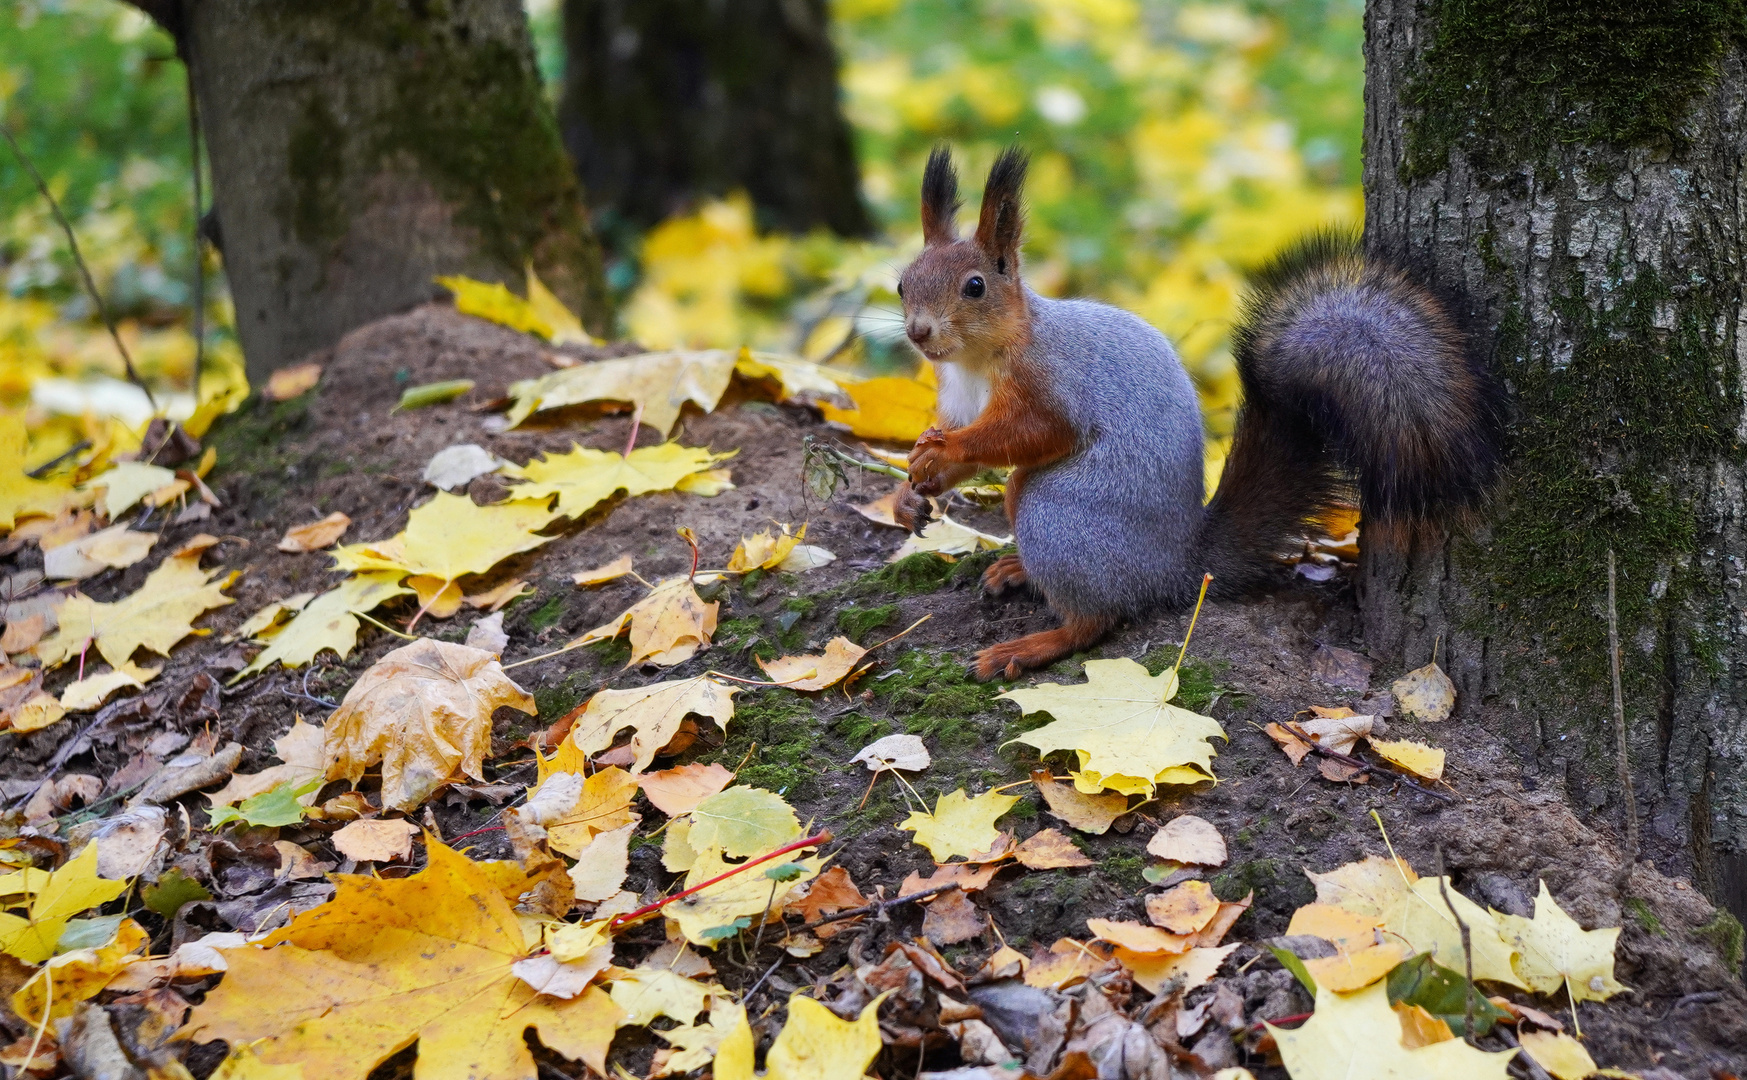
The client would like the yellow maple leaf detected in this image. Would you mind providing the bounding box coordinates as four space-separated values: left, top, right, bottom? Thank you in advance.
900 788 1018 861
0 842 130 963
728 521 808 572
608 965 718 1027
756 637 869 692
330 493 561 597
1303 941 1409 992
1368 737 1447 781
11 916 149 1024
817 373 937 443
235 571 414 679
652 999 741 1077
714 993 887 1080
526 265 597 346
1496 881 1626 1004
504 443 732 519
572 575 720 668
506 350 738 435
35 546 238 669
323 640 536 812
1269 981 1515 1080
734 349 853 402
566 675 738 773
0 414 82 530
688 786 801 858
1307 855 1418 921
81 460 178 519
185 838 622 1080
59 659 161 712
1382 876 1527 989
438 275 555 339
1001 660 1226 797
226 591 316 642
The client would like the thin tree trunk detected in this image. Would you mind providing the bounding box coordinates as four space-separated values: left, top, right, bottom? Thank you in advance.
1361 0 1747 944
177 0 608 381
560 0 872 239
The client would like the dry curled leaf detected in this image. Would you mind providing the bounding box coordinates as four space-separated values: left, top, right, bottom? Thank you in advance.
323 640 535 812
331 819 420 862
638 763 734 817
1014 829 1092 870
566 675 737 774
1146 815 1227 867
758 636 868 691
572 575 719 668
278 512 352 553
852 734 931 773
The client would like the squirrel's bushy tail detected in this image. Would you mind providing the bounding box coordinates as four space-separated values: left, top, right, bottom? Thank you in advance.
1196 231 1504 593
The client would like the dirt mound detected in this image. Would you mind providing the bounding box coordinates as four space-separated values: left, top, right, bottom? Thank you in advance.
4 303 1743 1078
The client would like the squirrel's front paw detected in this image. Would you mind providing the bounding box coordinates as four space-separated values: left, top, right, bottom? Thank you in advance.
908 432 952 494
892 482 934 535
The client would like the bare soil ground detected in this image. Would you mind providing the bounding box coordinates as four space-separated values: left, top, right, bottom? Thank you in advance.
5 304 1744 1079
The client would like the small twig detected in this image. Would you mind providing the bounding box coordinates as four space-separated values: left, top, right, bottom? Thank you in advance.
0 125 155 410
800 881 958 930
749 877 780 962
1435 845 1477 1044
1493 1025 1554 1080
609 830 830 931
1606 549 1639 891
812 442 907 481
1278 721 1455 802
26 440 91 478
743 950 789 1001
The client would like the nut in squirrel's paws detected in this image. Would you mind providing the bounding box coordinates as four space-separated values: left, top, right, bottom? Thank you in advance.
907 427 952 495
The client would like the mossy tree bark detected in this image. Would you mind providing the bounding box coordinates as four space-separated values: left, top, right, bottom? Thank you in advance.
169 0 608 381
559 0 872 241
1361 0 1747 937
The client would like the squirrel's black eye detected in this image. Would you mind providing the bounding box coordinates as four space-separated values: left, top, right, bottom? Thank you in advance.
896 282 903 299
963 276 986 298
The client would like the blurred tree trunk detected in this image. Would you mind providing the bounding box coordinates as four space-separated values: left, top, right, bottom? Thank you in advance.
1361 0 1747 942
560 0 872 240
137 0 609 381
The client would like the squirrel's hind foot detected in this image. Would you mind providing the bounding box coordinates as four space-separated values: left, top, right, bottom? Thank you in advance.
981 554 1029 594
973 613 1116 681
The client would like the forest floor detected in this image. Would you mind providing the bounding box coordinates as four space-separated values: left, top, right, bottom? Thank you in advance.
4 304 1745 1080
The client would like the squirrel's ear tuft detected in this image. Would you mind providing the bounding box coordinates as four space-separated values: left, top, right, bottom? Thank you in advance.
975 146 1028 272
920 145 961 246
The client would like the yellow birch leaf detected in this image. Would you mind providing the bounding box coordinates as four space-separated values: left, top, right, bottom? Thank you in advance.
504 443 733 519
756 637 868 691
1002 660 1226 798
323 640 535 812
1368 737 1446 781
571 575 718 668
185 838 623 1080
566 675 737 773
1392 662 1456 722
1269 982 1515 1080
1146 880 1220 934
1014 827 1093 869
1088 919 1193 955
1495 881 1626 1004
35 547 237 669
278 512 352 553
1519 1031 1600 1080
505 351 738 435
235 571 414 678
330 493 561 593
687 786 801 858
817 374 937 443
0 842 130 963
574 555 634 586
900 788 1018 862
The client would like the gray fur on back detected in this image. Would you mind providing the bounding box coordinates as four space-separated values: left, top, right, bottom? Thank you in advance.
1016 291 1205 617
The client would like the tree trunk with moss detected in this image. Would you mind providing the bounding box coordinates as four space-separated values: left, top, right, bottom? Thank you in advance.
1361 0 1747 939
178 0 608 381
559 0 871 241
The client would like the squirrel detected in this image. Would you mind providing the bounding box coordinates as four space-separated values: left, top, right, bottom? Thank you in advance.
891 145 1504 681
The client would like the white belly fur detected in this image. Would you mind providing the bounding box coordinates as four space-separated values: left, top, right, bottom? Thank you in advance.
935 363 992 428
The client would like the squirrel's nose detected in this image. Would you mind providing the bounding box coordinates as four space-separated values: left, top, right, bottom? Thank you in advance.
907 321 933 345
